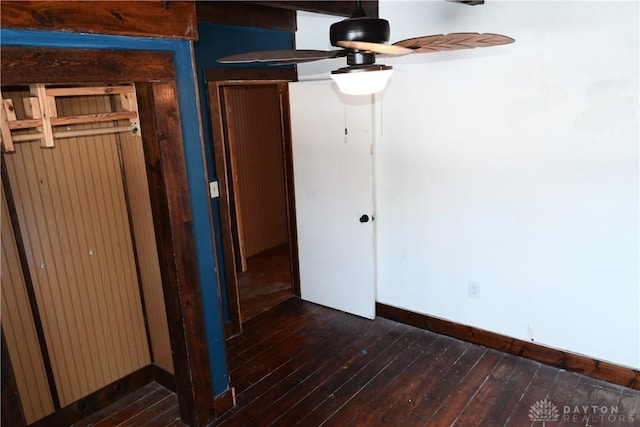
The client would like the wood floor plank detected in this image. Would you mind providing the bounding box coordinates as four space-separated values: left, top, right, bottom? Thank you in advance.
415 348 505 426
71 383 162 426
390 343 487 426
269 322 414 427
353 335 466 426
145 400 182 427
478 357 541 426
219 312 358 423
376 339 477 425
226 297 317 352
238 244 292 322
227 307 346 396
72 383 186 427
556 377 626 427
258 321 410 426
161 404 187 427
619 388 640 425
229 305 331 371
320 333 442 426
503 363 560 426
450 354 522 426
91 387 172 427
289 327 430 426
218 315 400 426
120 394 177 426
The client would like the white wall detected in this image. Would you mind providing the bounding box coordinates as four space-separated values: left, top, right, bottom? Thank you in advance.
296 1 639 369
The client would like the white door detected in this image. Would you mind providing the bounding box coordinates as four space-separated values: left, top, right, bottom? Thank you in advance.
289 80 376 319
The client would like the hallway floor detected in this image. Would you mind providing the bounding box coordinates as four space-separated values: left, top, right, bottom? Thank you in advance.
237 244 293 322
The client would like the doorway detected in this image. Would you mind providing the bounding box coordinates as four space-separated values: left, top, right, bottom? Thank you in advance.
206 68 300 336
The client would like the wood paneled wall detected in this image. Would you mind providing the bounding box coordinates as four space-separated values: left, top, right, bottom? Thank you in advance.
223 85 289 258
1 188 54 424
1 88 172 422
119 126 173 373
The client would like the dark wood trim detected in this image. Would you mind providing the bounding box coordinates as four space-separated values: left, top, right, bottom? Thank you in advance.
376 302 640 390
29 364 173 427
277 82 301 297
208 82 243 339
249 1 378 18
213 387 236 417
137 81 215 426
206 68 297 83
224 321 236 339
218 94 248 273
196 2 296 32
1 158 61 411
0 1 197 40
0 47 175 85
1 330 26 427
149 364 177 393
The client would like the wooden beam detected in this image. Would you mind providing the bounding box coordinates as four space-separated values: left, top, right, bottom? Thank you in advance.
30 85 54 148
137 81 216 426
0 1 197 40
205 68 297 83
249 1 378 18
11 125 135 143
196 1 296 32
1 48 175 85
0 100 16 153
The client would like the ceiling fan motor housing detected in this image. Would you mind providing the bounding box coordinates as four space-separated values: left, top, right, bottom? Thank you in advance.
330 17 391 47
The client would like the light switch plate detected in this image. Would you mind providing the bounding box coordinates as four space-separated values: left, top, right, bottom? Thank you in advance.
209 181 220 199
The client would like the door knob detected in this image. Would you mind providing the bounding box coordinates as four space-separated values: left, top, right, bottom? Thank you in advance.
359 214 369 223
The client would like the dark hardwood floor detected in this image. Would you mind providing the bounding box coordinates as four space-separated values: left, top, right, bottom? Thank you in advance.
216 298 640 426
74 298 640 426
71 382 185 427
237 243 293 322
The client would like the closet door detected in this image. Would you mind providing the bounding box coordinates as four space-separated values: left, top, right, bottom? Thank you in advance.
2 91 150 410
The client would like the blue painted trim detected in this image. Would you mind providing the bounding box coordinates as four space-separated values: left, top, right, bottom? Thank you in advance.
1 29 229 395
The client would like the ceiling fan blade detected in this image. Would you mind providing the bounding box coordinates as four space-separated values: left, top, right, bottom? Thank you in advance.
393 33 514 53
217 49 347 64
447 0 485 5
336 41 414 56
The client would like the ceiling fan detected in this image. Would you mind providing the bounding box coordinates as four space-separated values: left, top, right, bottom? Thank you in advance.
217 1 514 95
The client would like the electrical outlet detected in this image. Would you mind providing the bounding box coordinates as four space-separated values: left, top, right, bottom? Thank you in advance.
468 281 480 299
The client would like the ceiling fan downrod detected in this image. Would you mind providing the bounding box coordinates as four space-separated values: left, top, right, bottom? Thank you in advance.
329 5 391 49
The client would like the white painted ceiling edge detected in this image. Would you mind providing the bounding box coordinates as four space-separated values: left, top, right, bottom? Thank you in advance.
295 1 640 370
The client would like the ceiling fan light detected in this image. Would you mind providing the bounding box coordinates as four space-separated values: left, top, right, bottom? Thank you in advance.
331 65 393 96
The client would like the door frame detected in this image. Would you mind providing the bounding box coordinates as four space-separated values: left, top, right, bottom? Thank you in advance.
206 68 300 337
1 46 216 427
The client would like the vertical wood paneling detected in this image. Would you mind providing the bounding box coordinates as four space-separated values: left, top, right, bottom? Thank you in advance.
3 91 150 406
1 187 54 424
119 128 173 373
224 85 288 258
